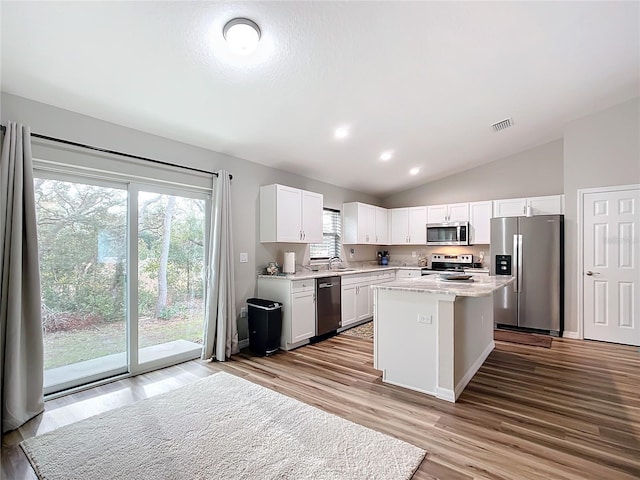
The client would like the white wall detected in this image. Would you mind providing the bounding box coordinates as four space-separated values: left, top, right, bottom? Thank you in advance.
5 92 638 342
382 140 564 208
1 93 382 341
382 97 640 337
563 97 640 335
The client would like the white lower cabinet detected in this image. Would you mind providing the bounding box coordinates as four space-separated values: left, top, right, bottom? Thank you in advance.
341 283 357 327
355 283 371 322
290 289 316 343
257 277 316 350
341 273 372 328
396 269 421 279
341 271 395 328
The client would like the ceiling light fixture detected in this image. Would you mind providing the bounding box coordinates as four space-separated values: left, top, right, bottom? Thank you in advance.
380 151 393 161
334 127 350 139
409 167 420 176
223 18 261 55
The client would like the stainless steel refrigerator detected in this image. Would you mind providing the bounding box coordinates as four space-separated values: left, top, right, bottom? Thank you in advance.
490 215 564 336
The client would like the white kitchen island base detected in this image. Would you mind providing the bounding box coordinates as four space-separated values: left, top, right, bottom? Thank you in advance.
373 276 512 402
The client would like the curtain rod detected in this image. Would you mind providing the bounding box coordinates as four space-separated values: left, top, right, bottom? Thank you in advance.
0 124 232 179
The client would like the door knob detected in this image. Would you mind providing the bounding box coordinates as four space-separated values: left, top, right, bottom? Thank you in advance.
586 271 600 276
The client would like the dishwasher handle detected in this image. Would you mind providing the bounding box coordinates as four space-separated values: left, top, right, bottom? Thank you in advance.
318 282 337 288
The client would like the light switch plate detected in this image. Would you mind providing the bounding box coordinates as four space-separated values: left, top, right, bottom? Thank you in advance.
239 252 249 263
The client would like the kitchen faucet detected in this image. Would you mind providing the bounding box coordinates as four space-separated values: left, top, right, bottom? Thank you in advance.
328 256 342 269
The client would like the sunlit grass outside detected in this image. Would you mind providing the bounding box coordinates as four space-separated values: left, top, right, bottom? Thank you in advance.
43 310 204 370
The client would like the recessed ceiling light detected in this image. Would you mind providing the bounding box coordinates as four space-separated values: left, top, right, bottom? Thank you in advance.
334 127 350 139
379 151 393 161
409 167 420 176
223 18 261 55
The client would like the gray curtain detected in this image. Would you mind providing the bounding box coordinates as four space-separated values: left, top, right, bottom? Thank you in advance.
0 122 44 433
202 170 238 361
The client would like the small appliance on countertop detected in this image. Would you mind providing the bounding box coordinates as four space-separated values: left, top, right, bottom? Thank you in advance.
377 251 390 265
283 251 296 274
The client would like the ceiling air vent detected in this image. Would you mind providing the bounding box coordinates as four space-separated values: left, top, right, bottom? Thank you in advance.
491 117 514 132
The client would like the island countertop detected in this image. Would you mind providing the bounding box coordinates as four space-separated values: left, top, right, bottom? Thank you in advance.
371 274 514 297
257 265 420 281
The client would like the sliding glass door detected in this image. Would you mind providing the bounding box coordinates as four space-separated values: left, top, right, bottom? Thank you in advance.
35 175 209 394
134 188 206 369
35 175 129 394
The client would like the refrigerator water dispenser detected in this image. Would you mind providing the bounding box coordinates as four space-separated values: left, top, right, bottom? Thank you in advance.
495 254 512 275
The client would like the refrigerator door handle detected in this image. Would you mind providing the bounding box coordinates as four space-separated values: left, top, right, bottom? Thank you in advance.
516 234 523 293
513 234 519 292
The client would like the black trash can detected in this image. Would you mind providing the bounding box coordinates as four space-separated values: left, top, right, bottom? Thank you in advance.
247 298 282 356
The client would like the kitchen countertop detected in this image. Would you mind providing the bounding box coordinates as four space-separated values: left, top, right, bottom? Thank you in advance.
258 265 421 280
371 274 513 297
464 267 490 274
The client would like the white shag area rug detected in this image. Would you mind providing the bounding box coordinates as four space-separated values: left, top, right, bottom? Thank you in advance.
21 372 425 480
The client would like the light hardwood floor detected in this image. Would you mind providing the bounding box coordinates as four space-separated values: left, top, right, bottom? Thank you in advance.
2 336 639 479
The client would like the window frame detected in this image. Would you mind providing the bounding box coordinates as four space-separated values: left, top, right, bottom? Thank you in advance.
34 161 212 395
310 207 342 261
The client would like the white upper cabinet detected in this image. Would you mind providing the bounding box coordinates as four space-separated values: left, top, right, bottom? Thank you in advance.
375 206 389 244
390 208 410 244
527 195 564 216
448 203 470 222
301 190 324 243
493 195 564 218
260 184 323 243
342 202 388 244
391 206 427 244
408 206 428 244
468 201 492 244
427 203 469 223
426 204 448 223
492 197 527 217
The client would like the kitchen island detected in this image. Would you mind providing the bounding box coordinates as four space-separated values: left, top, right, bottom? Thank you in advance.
372 274 514 402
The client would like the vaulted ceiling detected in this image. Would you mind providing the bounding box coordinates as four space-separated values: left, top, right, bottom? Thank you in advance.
1 1 638 195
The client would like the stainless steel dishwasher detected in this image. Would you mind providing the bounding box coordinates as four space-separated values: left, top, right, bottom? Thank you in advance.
316 276 341 336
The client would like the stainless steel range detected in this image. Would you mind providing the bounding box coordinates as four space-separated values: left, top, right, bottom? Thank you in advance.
421 254 473 275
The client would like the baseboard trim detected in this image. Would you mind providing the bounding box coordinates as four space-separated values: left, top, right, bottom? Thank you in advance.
435 387 456 403
239 339 250 349
562 331 580 339
381 372 438 398
453 340 495 401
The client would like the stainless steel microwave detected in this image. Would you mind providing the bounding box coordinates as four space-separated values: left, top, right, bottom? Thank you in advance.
426 222 469 246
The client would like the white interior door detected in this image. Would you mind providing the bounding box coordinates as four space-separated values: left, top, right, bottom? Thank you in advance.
583 187 640 346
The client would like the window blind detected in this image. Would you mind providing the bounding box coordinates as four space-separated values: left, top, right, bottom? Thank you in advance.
310 208 342 260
